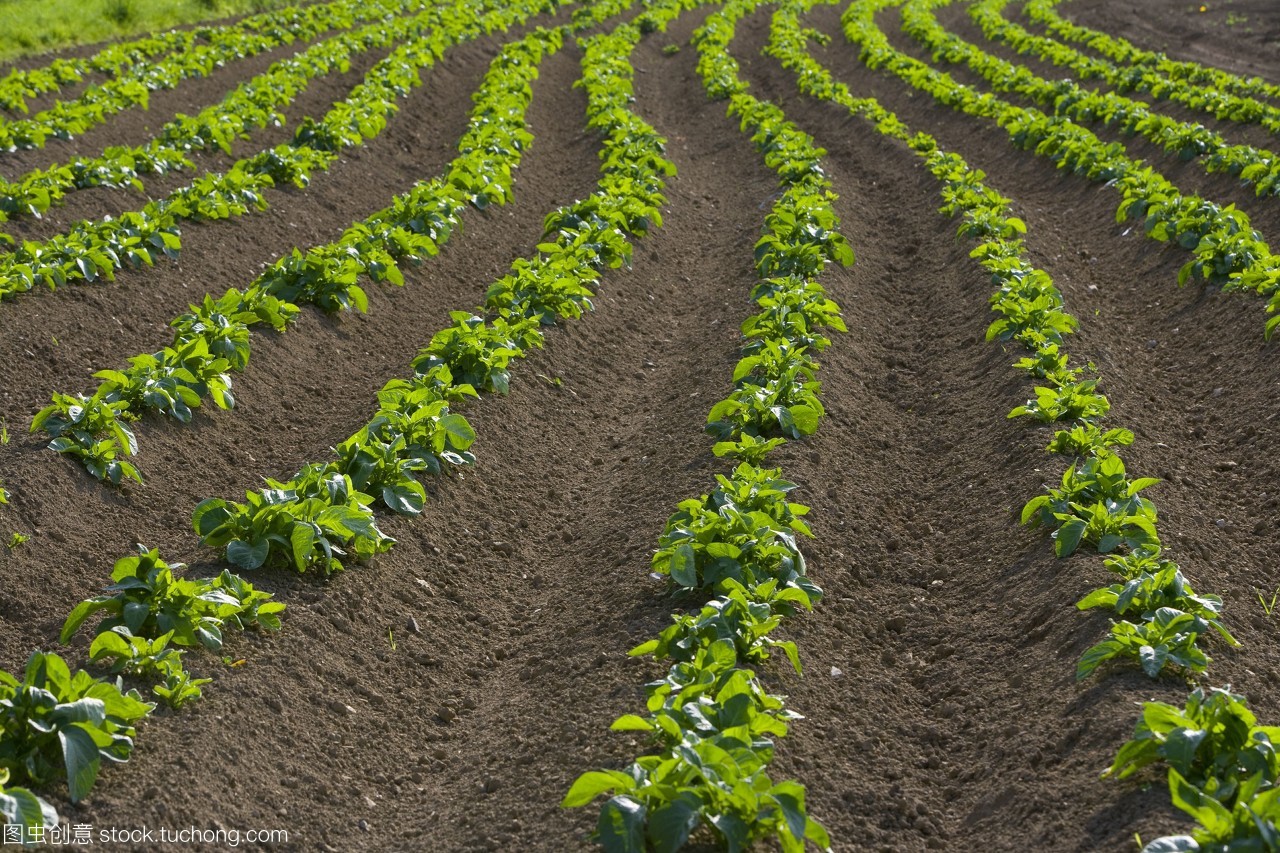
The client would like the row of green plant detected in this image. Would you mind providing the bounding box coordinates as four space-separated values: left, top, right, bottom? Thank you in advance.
564 1 849 849
3 2 644 838
843 0 1280 339
0 0 393 153
33 18 569 487
777 4 1270 847
902 0 1280 199
0 0 552 308
0 0 436 224
1024 0 1280 106
970 0 1280 138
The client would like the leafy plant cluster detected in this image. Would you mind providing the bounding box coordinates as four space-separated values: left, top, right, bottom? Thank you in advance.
774 2 1270 847
1024 0 1280 105
1107 687 1280 852
32 20 569 484
969 0 1280 138
566 4 837 850
842 0 1280 340
0 0 552 302
0 0 376 155
0 651 153 805
0 544 281 832
0 0 438 222
1 766 58 848
57 545 282 711
563 577 828 853
901 0 1280 199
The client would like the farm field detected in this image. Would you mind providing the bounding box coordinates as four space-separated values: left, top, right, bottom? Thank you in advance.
2 0 1280 850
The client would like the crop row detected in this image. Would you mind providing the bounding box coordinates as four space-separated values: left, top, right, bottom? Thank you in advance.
0 0 556 310
904 0 1280 199
844 0 1280 338
777 1 1280 847
1 0 640 839
563 1 854 850
970 0 1280 138
0 0 402 154
0 0 442 225
1024 0 1280 105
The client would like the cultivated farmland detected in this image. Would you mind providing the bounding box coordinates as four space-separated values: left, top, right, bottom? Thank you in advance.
2 0 1280 850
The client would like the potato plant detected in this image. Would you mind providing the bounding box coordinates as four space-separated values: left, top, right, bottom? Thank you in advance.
0 652 152 803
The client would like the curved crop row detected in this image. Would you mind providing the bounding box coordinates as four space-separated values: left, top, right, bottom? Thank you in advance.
844 0 1280 338
1024 0 1280 105
34 19 569 487
904 0 1280 199
0 0 550 308
0 0 440 226
781 3 1278 848
970 0 1280 138
0 0 402 153
565 1 854 850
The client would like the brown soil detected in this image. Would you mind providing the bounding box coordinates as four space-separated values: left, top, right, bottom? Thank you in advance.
3 1 1280 852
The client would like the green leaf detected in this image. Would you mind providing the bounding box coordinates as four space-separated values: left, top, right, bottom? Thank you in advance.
788 404 821 435
597 796 646 853
609 715 654 732
1054 518 1086 557
439 414 476 448
628 640 658 657
772 783 809 844
192 499 232 537
289 525 316 571
59 725 101 803
1162 727 1207 774
1168 768 1232 831
226 538 269 570
670 543 698 588
382 483 425 516
562 771 631 808
61 598 112 643
646 791 701 853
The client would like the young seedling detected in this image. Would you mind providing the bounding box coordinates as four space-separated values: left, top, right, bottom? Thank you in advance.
1258 586 1280 618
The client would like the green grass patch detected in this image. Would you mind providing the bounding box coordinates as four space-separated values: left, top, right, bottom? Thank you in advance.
0 0 300 63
